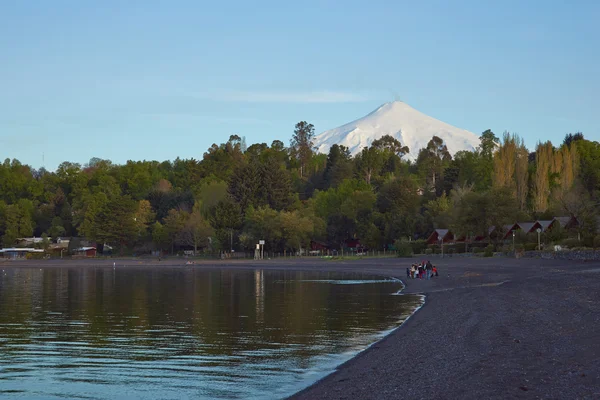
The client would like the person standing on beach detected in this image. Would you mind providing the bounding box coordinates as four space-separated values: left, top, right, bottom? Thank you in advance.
426 261 432 280
406 267 410 279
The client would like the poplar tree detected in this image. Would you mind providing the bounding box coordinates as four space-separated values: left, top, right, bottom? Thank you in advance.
493 132 528 209
560 143 579 189
533 141 553 213
515 139 529 211
493 132 517 191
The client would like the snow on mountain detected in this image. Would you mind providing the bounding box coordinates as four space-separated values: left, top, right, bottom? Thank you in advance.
314 101 480 160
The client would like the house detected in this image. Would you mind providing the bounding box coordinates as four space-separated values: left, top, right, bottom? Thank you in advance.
536 220 557 233
426 229 454 245
17 237 47 246
454 233 467 242
344 238 364 251
74 247 97 257
553 216 578 230
470 226 498 242
310 241 331 252
517 221 543 234
499 224 519 240
501 221 544 240
0 248 45 259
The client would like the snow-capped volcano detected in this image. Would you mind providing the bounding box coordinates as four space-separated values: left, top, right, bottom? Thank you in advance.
314 101 479 160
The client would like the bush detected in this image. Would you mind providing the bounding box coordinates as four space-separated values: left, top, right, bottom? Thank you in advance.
446 243 467 254
473 247 483 254
26 252 45 260
582 235 596 248
545 225 567 243
425 248 433 255
515 244 525 252
560 238 580 249
524 243 537 251
410 239 427 255
395 241 413 257
483 245 494 257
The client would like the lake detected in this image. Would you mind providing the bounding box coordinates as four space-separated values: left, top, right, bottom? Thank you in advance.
0 266 422 399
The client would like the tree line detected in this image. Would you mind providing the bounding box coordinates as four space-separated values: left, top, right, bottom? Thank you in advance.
0 123 599 254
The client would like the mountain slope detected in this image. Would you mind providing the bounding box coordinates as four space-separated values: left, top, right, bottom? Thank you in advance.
314 101 479 160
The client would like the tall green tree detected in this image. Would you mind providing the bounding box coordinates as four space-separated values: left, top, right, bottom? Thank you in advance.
94 195 138 250
416 136 451 192
574 137 600 196
323 144 353 188
180 209 214 254
290 121 316 178
355 146 384 185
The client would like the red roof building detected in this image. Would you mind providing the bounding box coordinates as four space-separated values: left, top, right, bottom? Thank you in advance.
426 229 454 245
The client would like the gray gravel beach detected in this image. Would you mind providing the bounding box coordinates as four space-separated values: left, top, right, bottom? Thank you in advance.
287 257 600 400
4 256 600 399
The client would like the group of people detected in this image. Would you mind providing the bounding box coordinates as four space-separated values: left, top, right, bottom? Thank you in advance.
407 260 438 280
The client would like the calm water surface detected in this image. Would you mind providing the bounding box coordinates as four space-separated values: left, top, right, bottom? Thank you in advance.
0 267 421 399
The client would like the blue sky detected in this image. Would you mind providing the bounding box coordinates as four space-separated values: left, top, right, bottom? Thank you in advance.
1 0 599 170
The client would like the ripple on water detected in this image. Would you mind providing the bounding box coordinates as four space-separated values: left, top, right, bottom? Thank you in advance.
0 268 422 399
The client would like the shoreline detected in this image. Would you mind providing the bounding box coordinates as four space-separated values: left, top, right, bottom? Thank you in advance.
288 257 600 399
3 257 600 398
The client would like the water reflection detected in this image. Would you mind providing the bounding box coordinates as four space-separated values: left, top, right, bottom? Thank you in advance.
0 267 421 399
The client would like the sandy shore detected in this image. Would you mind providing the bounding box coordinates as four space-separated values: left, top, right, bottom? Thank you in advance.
3 256 600 399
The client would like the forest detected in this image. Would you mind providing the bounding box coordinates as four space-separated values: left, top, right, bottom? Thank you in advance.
0 123 599 256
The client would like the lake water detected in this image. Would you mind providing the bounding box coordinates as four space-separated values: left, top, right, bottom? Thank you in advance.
0 266 421 399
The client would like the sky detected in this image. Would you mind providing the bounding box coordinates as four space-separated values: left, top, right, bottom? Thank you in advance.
1 0 599 170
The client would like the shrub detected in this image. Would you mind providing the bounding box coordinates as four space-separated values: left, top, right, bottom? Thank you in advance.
524 243 537 251
395 241 413 257
26 252 45 260
410 239 427 255
427 244 438 253
560 238 580 249
545 225 567 243
582 235 596 248
473 247 483 254
515 244 525 252
483 245 494 257
456 244 468 254
425 248 433 255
